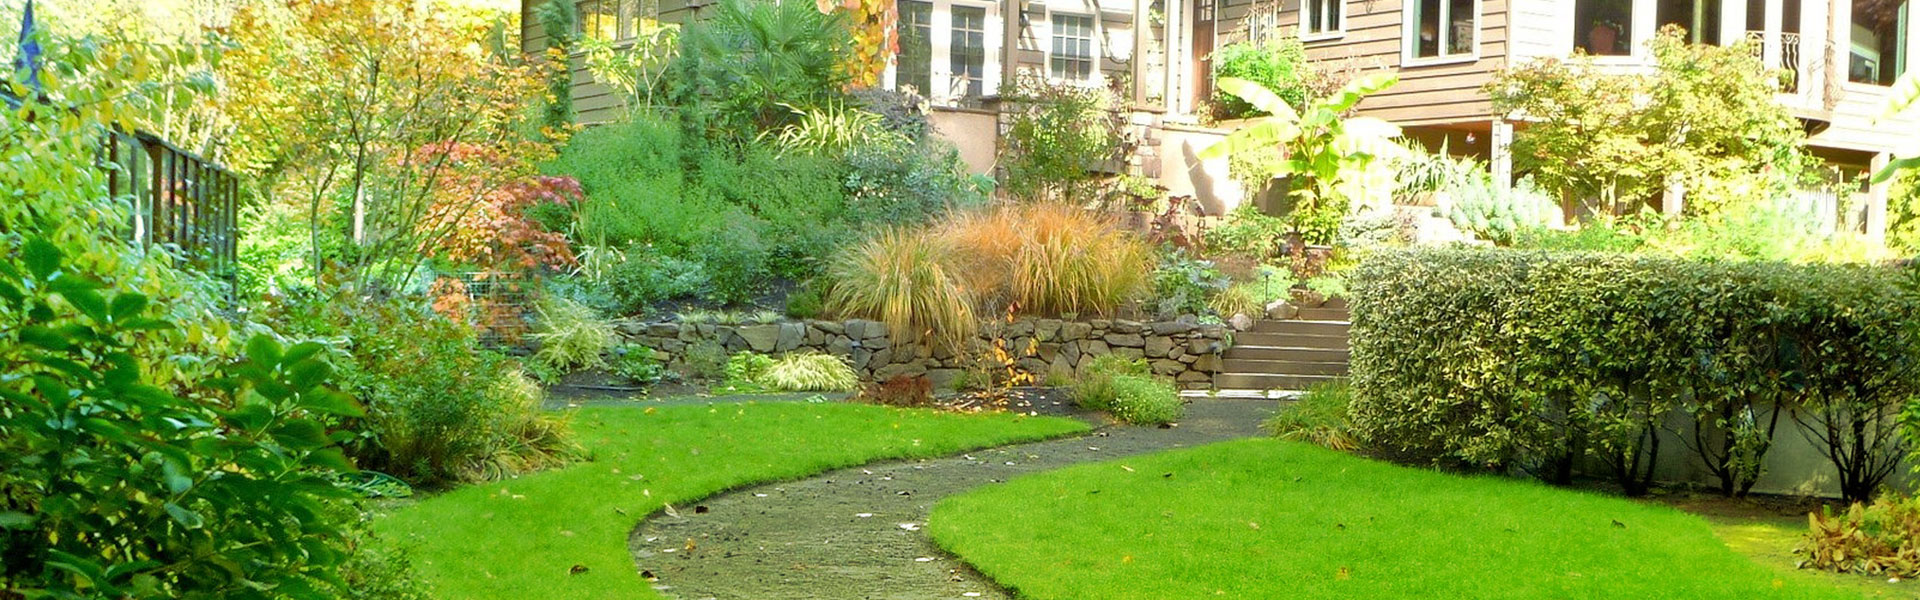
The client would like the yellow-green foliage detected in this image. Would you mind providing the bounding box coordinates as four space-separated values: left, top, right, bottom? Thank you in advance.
1797 494 1920 577
531 296 617 371
1070 355 1151 411
1262 381 1356 451
827 229 978 344
761 352 860 391
1108 374 1184 425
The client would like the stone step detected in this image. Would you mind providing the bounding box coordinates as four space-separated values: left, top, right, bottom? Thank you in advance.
1231 332 1349 350
1219 359 1349 376
1294 307 1350 321
1213 372 1343 391
1245 320 1349 336
1221 346 1350 362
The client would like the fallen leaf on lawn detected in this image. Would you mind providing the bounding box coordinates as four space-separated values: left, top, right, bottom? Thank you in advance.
685 538 697 551
1337 567 1350 580
1249 522 1260 529
1121 465 1135 472
559 530 575 537
614 508 628 516
569 564 590 575
644 407 656 414
1122 555 1134 564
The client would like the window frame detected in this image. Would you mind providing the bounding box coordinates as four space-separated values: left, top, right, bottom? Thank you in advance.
1047 11 1102 84
1401 0 1483 66
1300 0 1346 41
883 0 1004 104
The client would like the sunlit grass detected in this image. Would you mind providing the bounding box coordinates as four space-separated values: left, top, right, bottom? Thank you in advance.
377 402 1088 599
931 439 1864 600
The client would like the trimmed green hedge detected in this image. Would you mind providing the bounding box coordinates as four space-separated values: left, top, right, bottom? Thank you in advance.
1349 249 1920 501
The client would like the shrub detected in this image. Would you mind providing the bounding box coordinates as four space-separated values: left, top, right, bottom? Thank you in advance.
610 344 667 385
761 353 861 392
1350 249 1920 500
531 296 618 372
827 229 978 344
601 248 710 315
1797 495 1920 577
1205 204 1290 259
724 352 777 391
844 137 986 227
1151 249 1231 318
671 0 850 138
693 218 775 305
859 375 934 407
1071 355 1152 411
1209 37 1313 120
785 284 826 319
682 340 730 380
1446 176 1559 245
1263 381 1357 451
1108 375 1185 425
1211 266 1295 318
1000 74 1128 203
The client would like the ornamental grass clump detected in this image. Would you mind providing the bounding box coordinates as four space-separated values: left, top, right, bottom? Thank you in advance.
1263 381 1357 451
531 296 617 371
826 228 978 345
827 204 1150 348
761 352 861 392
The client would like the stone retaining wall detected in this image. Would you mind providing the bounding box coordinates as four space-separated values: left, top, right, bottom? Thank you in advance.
616 317 1230 390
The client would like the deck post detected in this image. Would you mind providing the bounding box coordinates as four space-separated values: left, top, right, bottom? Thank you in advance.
1868 153 1890 242
1490 120 1513 192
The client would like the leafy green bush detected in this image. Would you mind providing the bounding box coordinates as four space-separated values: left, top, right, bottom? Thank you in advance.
1350 249 1920 501
723 352 777 391
1204 204 1290 259
1152 249 1231 318
1211 266 1295 317
1071 355 1152 412
761 353 860 392
694 218 776 305
1000 73 1128 203
785 283 826 319
1209 37 1313 119
682 340 730 381
697 147 848 279
844 138 986 227
1263 381 1356 450
1108 375 1185 425
601 248 710 315
531 296 618 372
1797 495 1920 576
610 344 667 385
670 0 850 138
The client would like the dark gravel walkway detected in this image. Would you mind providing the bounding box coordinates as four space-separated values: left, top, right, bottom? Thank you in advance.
630 394 1276 600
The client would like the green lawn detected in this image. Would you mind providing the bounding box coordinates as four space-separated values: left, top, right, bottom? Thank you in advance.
375 401 1089 599
929 439 1863 600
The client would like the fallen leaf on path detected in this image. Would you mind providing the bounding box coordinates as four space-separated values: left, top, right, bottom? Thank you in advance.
662 504 680 518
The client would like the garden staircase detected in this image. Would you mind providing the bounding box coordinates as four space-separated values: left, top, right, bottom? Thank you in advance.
1212 299 1350 397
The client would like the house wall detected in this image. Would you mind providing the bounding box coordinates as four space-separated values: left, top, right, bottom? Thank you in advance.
1212 0 1510 126
928 107 1001 174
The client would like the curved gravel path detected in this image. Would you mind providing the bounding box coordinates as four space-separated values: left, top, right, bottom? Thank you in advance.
631 394 1276 600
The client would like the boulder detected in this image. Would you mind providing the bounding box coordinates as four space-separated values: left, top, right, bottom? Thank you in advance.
737 324 783 353
1090 319 1111 331
1290 288 1328 308
1061 321 1094 341
1113 347 1145 361
1111 319 1143 334
868 347 894 369
679 324 700 342
926 368 964 391
647 323 680 337
1187 339 1216 355
804 326 826 346
1081 339 1110 357
1035 319 1064 342
863 334 891 350
1048 354 1075 378
1103 333 1146 348
1229 313 1254 331
775 322 806 352
1005 319 1035 337
1016 357 1050 375
814 321 845 335
875 362 928 381
828 335 854 357
846 319 888 340
1151 359 1185 376
1144 336 1174 358
1149 321 1195 335
1266 300 1300 320
1192 353 1221 373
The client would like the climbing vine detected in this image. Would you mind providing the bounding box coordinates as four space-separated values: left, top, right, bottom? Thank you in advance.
816 0 895 88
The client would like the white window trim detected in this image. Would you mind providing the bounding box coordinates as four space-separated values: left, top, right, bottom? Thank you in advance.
884 0 1004 104
1043 10 1106 86
1401 0 1483 66
1300 0 1346 41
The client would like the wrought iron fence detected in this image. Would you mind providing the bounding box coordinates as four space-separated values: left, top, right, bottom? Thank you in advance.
100 130 242 292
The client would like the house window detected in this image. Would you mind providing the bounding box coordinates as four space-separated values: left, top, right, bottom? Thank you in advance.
951 5 989 97
1575 0 1635 55
897 0 934 94
576 0 651 42
887 0 1001 102
1850 0 1910 85
1657 0 1722 44
1408 0 1477 60
1052 13 1097 81
1302 0 1343 37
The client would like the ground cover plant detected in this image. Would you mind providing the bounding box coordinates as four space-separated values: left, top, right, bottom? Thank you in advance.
376 401 1088 599
930 440 1864 600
